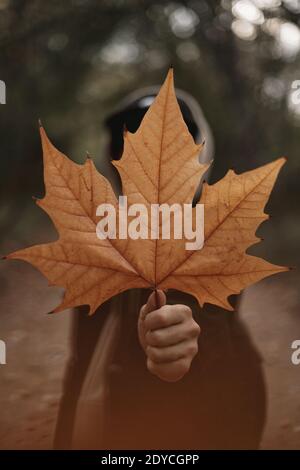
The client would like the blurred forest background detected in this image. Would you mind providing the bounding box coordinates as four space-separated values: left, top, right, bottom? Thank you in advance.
0 0 300 449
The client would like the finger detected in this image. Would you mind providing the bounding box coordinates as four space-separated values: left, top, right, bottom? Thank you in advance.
144 304 188 332
147 357 190 382
144 289 166 316
139 303 148 322
146 339 198 364
155 289 166 308
146 320 200 347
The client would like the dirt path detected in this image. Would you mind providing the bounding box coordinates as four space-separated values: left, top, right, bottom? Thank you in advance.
0 252 299 449
239 275 300 449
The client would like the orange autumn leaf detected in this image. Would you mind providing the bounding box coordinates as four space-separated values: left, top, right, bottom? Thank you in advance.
7 69 288 313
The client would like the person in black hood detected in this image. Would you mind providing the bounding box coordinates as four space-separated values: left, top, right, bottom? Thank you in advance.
53 85 266 450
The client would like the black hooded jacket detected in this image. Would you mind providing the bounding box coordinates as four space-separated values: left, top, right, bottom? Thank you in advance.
53 87 266 450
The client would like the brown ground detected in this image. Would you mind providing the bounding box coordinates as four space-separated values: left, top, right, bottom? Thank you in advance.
0 250 299 450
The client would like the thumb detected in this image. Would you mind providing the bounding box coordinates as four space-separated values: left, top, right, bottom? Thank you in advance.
140 290 166 319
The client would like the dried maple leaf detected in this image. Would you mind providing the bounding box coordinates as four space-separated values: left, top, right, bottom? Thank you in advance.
6 69 288 313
